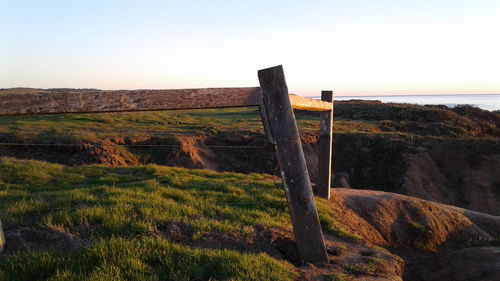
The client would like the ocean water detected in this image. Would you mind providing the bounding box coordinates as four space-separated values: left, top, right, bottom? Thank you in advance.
314 94 500 112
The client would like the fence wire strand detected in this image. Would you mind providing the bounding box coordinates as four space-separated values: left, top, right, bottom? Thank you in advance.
0 176 287 213
0 130 287 231
0 142 272 149
0 200 288 213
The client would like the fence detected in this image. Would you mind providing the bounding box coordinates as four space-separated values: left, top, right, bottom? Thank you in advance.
0 65 334 263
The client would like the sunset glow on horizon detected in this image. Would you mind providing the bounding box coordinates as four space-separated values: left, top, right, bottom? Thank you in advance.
1 0 499 96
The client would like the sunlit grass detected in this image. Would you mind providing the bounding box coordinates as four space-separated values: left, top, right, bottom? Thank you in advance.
0 157 363 280
2 104 493 146
0 158 290 236
0 237 297 281
0 158 301 280
0 107 269 142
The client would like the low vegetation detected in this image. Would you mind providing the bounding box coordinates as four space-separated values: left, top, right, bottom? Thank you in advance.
326 273 350 281
0 157 292 230
0 107 319 143
0 157 302 280
1 99 497 146
0 92 498 280
0 157 360 280
1 237 295 281
332 100 499 139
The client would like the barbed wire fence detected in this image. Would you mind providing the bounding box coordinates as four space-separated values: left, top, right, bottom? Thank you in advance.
0 142 271 149
0 134 291 233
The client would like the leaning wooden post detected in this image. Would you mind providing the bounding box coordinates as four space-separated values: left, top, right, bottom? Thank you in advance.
317 91 333 199
258 65 328 263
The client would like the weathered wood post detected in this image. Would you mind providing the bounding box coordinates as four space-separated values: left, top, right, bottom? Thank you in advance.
258 65 328 263
259 104 275 144
317 91 333 199
0 220 5 253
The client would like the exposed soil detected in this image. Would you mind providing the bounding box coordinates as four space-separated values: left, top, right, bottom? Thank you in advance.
157 221 284 259
327 189 500 281
159 221 405 281
331 134 500 215
1 131 499 216
329 189 500 249
1 225 88 258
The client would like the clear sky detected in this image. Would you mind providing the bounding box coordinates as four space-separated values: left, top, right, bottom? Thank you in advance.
1 0 499 96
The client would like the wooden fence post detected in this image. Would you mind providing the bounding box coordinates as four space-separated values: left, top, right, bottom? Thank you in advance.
258 65 328 264
0 220 5 253
317 91 333 199
259 104 275 144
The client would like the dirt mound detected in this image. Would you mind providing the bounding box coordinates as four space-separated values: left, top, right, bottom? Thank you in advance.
173 135 218 170
329 189 500 250
70 140 139 166
326 188 500 281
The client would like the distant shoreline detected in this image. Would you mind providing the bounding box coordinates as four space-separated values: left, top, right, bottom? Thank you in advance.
333 93 500 97
309 93 500 98
312 94 500 111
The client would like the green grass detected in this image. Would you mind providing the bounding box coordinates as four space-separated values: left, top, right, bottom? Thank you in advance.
2 101 495 146
0 157 361 280
0 157 291 237
342 258 383 277
0 107 321 143
315 198 361 241
0 237 296 281
409 222 432 250
1 98 496 280
0 157 304 280
342 264 362 275
0 107 261 142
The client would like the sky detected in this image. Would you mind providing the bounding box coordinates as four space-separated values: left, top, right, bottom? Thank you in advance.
1 0 499 96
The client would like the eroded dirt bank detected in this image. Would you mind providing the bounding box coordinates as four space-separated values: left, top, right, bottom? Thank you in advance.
326 189 500 281
1 132 498 215
331 134 500 215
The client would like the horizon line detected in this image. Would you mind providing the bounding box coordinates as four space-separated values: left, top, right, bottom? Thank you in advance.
2 87 499 97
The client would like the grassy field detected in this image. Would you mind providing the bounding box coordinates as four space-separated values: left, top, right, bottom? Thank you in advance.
0 107 321 142
0 157 354 281
0 100 497 145
0 97 498 280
